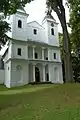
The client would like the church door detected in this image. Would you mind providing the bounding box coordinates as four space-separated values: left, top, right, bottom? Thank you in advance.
35 67 40 82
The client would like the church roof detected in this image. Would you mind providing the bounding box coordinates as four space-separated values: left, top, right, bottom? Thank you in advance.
19 6 26 13
42 9 56 22
43 14 56 21
17 6 27 15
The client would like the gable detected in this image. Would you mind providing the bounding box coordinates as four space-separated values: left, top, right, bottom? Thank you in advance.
27 21 44 29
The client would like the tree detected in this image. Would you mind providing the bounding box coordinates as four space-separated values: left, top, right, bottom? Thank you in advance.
0 0 32 48
58 33 64 59
47 0 73 82
58 32 80 82
68 0 80 82
69 0 80 53
0 14 11 49
72 56 80 82
0 0 33 16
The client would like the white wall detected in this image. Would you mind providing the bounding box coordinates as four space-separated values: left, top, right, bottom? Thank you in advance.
49 48 61 62
29 63 33 82
12 42 27 59
47 21 59 46
12 13 28 41
49 63 63 84
6 9 60 48
0 70 5 84
11 41 61 62
4 61 11 88
42 19 59 46
27 21 46 43
42 21 48 43
10 60 29 87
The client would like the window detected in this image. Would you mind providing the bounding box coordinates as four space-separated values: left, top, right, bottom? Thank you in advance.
54 53 56 59
17 48 21 56
51 28 54 35
35 53 38 59
18 20 22 28
34 29 37 35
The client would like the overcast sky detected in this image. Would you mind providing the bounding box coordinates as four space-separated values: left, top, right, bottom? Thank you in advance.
0 0 70 55
25 0 70 32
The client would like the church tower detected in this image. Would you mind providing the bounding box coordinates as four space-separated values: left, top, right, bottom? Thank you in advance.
7 6 29 41
42 9 59 46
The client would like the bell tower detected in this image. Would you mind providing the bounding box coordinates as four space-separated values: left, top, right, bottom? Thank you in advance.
42 8 59 46
11 6 29 41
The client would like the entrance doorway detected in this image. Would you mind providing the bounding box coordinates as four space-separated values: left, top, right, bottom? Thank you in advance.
46 73 49 82
35 67 40 82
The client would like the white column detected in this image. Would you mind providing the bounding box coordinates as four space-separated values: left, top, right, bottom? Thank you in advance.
48 64 51 82
48 48 50 61
42 47 45 60
26 45 28 59
43 64 46 82
33 64 35 82
33 46 35 59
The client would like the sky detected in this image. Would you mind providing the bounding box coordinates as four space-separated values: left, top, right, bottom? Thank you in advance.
25 0 70 32
0 0 70 55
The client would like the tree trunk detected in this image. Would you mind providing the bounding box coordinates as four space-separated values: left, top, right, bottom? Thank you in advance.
56 7 73 82
48 0 73 82
62 24 73 82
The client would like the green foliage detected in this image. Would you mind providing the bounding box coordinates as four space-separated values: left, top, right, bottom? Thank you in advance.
0 0 33 47
58 32 80 81
0 15 10 49
72 56 80 82
58 33 75 58
68 0 80 81
69 0 80 49
0 0 32 16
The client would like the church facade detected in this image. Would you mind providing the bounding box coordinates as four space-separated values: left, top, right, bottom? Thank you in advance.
3 7 63 88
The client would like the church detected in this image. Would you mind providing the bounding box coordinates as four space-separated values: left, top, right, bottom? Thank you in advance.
2 7 63 88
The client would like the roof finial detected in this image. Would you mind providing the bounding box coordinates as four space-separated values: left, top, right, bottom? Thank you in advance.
45 7 52 16
42 6 55 22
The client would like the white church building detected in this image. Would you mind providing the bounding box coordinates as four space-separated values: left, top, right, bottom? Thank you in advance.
2 7 63 88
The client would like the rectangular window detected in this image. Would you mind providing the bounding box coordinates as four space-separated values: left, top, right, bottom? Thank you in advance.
35 53 38 59
34 29 37 34
17 48 21 56
54 53 56 59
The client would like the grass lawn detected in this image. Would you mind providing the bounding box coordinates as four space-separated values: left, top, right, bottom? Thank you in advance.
0 84 80 120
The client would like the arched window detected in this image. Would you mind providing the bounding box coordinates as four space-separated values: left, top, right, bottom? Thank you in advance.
51 28 54 35
18 20 22 28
